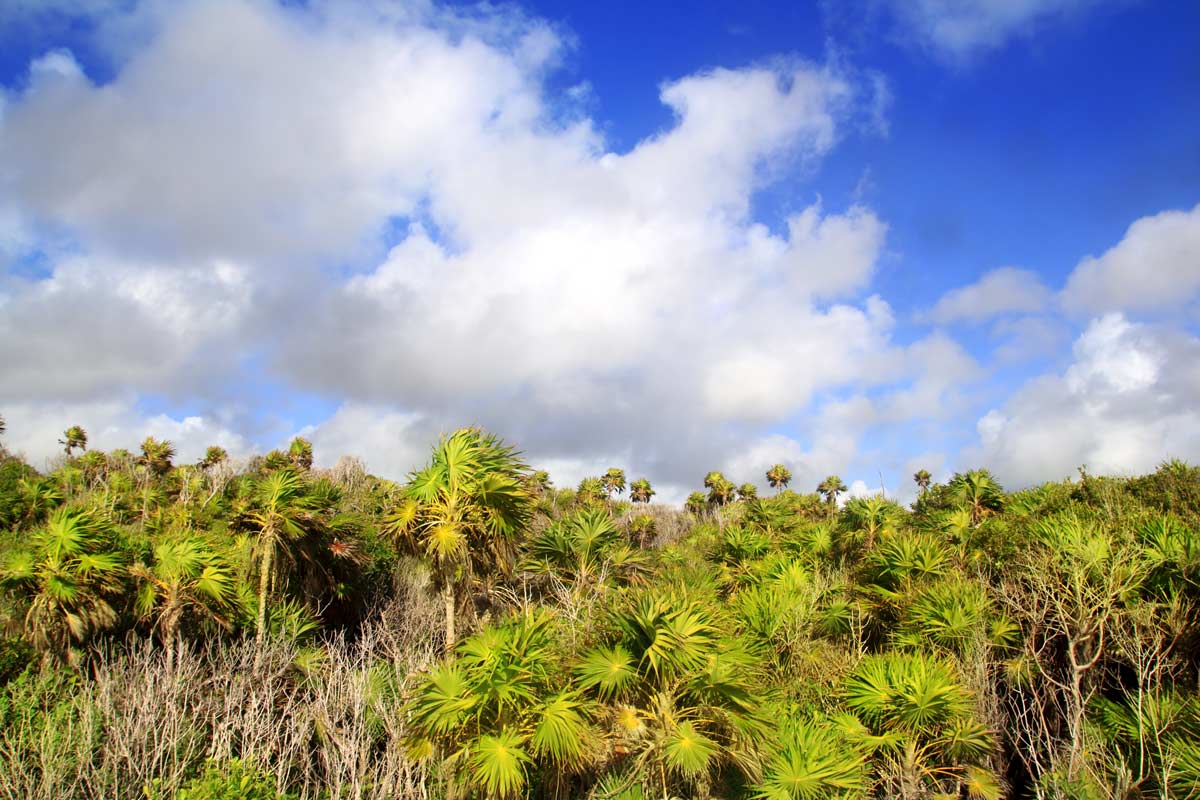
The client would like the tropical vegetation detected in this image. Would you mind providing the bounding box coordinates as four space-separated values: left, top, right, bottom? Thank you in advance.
0 418 1198 800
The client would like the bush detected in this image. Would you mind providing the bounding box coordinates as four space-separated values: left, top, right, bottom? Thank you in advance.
147 760 294 800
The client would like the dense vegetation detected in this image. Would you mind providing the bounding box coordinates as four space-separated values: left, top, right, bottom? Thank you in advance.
0 414 1198 800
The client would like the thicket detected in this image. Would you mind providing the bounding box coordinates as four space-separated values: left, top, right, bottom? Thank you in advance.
0 415 1197 800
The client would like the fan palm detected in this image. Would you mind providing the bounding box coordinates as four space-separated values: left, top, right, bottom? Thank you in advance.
523 507 642 587
409 610 594 798
400 428 532 652
58 425 88 456
0 507 124 661
686 492 707 515
766 464 792 493
913 470 932 494
629 478 655 504
200 445 228 468
947 470 1003 526
602 468 627 498
17 476 63 524
245 468 314 646
818 475 848 506
843 653 996 798
140 436 176 476
576 476 607 507
704 472 737 507
131 536 235 664
843 495 900 552
576 591 766 795
754 719 867 800
739 483 759 501
288 436 314 471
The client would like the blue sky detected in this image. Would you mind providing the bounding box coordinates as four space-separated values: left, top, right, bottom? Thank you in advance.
1 0 1198 502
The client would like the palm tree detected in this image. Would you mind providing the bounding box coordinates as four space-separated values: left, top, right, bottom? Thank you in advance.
245 469 313 646
140 436 176 476
576 476 607 507
754 720 867 799
601 467 627 498
948 470 1003 526
200 445 228 469
685 491 707 515
0 413 6 439
131 536 235 665
576 591 767 796
843 495 898 551
913 469 932 494
704 471 736 506
843 652 997 798
409 610 593 798
738 483 758 501
527 470 553 495
288 436 314 471
18 476 63 524
0 507 124 662
523 507 644 588
766 464 792 493
629 478 655 504
59 425 88 456
399 428 532 653
817 475 847 506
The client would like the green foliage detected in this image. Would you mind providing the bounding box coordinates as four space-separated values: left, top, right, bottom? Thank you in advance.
148 759 294 800
0 426 1197 800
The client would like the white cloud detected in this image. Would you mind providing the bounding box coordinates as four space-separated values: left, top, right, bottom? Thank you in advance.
1062 203 1200 316
1 399 251 470
970 313 1200 486
928 266 1052 325
886 0 1115 60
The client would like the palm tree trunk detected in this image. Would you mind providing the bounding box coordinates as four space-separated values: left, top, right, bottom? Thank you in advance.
257 542 273 647
442 583 456 654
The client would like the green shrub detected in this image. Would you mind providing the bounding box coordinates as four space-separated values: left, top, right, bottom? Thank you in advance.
147 760 293 800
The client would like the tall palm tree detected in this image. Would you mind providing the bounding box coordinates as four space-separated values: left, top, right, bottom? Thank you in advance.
288 436 314 471
131 536 235 665
0 507 124 662
948 470 1004 526
245 468 313 646
398 428 532 653
766 464 792 493
629 478 655 504
738 483 758 502
140 436 176 477
817 475 847 506
913 469 932 494
686 491 707 515
200 445 229 469
601 468 626 498
704 471 736 507
59 425 88 456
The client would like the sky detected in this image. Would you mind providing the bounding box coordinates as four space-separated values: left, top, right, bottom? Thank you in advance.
0 0 1198 504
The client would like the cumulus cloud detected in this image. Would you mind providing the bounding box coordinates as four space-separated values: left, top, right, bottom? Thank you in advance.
885 0 1116 60
0 0 920 495
1062 203 1200 316
1 398 251 470
928 267 1052 325
970 313 1200 486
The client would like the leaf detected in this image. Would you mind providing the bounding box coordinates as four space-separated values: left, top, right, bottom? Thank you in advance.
664 720 717 779
576 645 636 700
468 729 531 799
